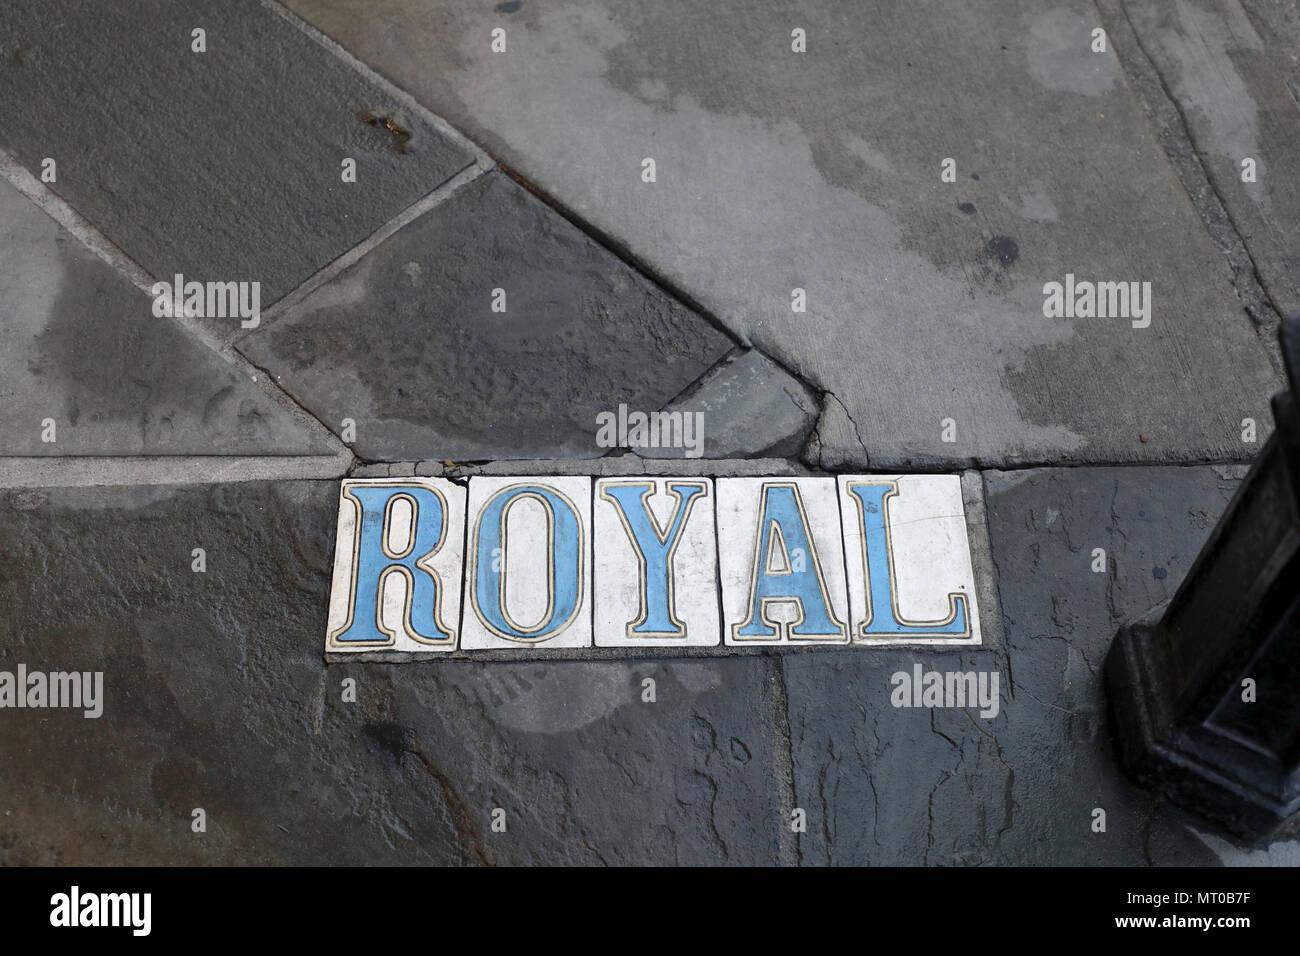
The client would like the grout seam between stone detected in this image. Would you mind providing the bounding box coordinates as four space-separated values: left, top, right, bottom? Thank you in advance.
242 161 488 338
1098 0 1289 374
769 653 802 866
0 147 353 461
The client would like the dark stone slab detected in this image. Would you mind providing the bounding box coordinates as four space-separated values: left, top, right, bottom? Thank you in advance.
239 172 734 461
0 482 781 864
783 466 1254 865
0 179 334 455
640 349 819 459
0 0 473 312
385 657 784 864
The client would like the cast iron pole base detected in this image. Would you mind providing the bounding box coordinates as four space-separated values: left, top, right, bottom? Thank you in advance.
1107 607 1300 842
1105 315 1300 844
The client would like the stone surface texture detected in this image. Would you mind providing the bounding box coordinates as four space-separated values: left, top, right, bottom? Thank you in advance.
0 0 474 311
0 179 334 457
285 0 1283 468
239 172 733 461
1126 0 1300 319
0 482 783 865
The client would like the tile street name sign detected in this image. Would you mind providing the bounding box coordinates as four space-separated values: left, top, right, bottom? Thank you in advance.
325 476 983 655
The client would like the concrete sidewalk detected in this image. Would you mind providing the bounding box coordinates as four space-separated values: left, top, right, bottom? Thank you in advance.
1 0 1298 864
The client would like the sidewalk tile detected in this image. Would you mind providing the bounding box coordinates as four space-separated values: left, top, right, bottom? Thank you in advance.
594 477 719 647
460 476 593 650
717 476 850 646
326 477 467 654
837 474 982 646
0 0 474 311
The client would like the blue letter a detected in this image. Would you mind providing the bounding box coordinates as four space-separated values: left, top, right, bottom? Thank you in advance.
733 483 847 642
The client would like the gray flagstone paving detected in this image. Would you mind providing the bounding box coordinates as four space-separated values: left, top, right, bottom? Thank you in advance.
1124 0 1300 320
7 466 1294 863
283 0 1284 469
0 0 475 314
638 349 820 460
238 172 737 461
2 0 1298 866
783 464 1271 865
0 482 782 865
0 179 336 457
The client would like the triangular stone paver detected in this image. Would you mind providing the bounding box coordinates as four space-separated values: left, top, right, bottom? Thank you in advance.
239 172 733 461
638 349 819 459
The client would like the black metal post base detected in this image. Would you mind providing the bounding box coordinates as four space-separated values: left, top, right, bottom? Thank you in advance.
1107 610 1300 843
1103 314 1300 844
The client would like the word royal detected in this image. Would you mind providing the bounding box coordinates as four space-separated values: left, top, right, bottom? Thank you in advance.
326 475 982 654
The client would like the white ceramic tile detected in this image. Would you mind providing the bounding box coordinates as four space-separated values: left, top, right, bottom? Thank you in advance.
717 477 850 646
837 475 981 645
326 477 467 653
460 476 593 649
593 477 719 647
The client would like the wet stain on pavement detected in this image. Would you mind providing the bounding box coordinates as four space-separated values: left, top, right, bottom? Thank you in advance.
987 235 1019 265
